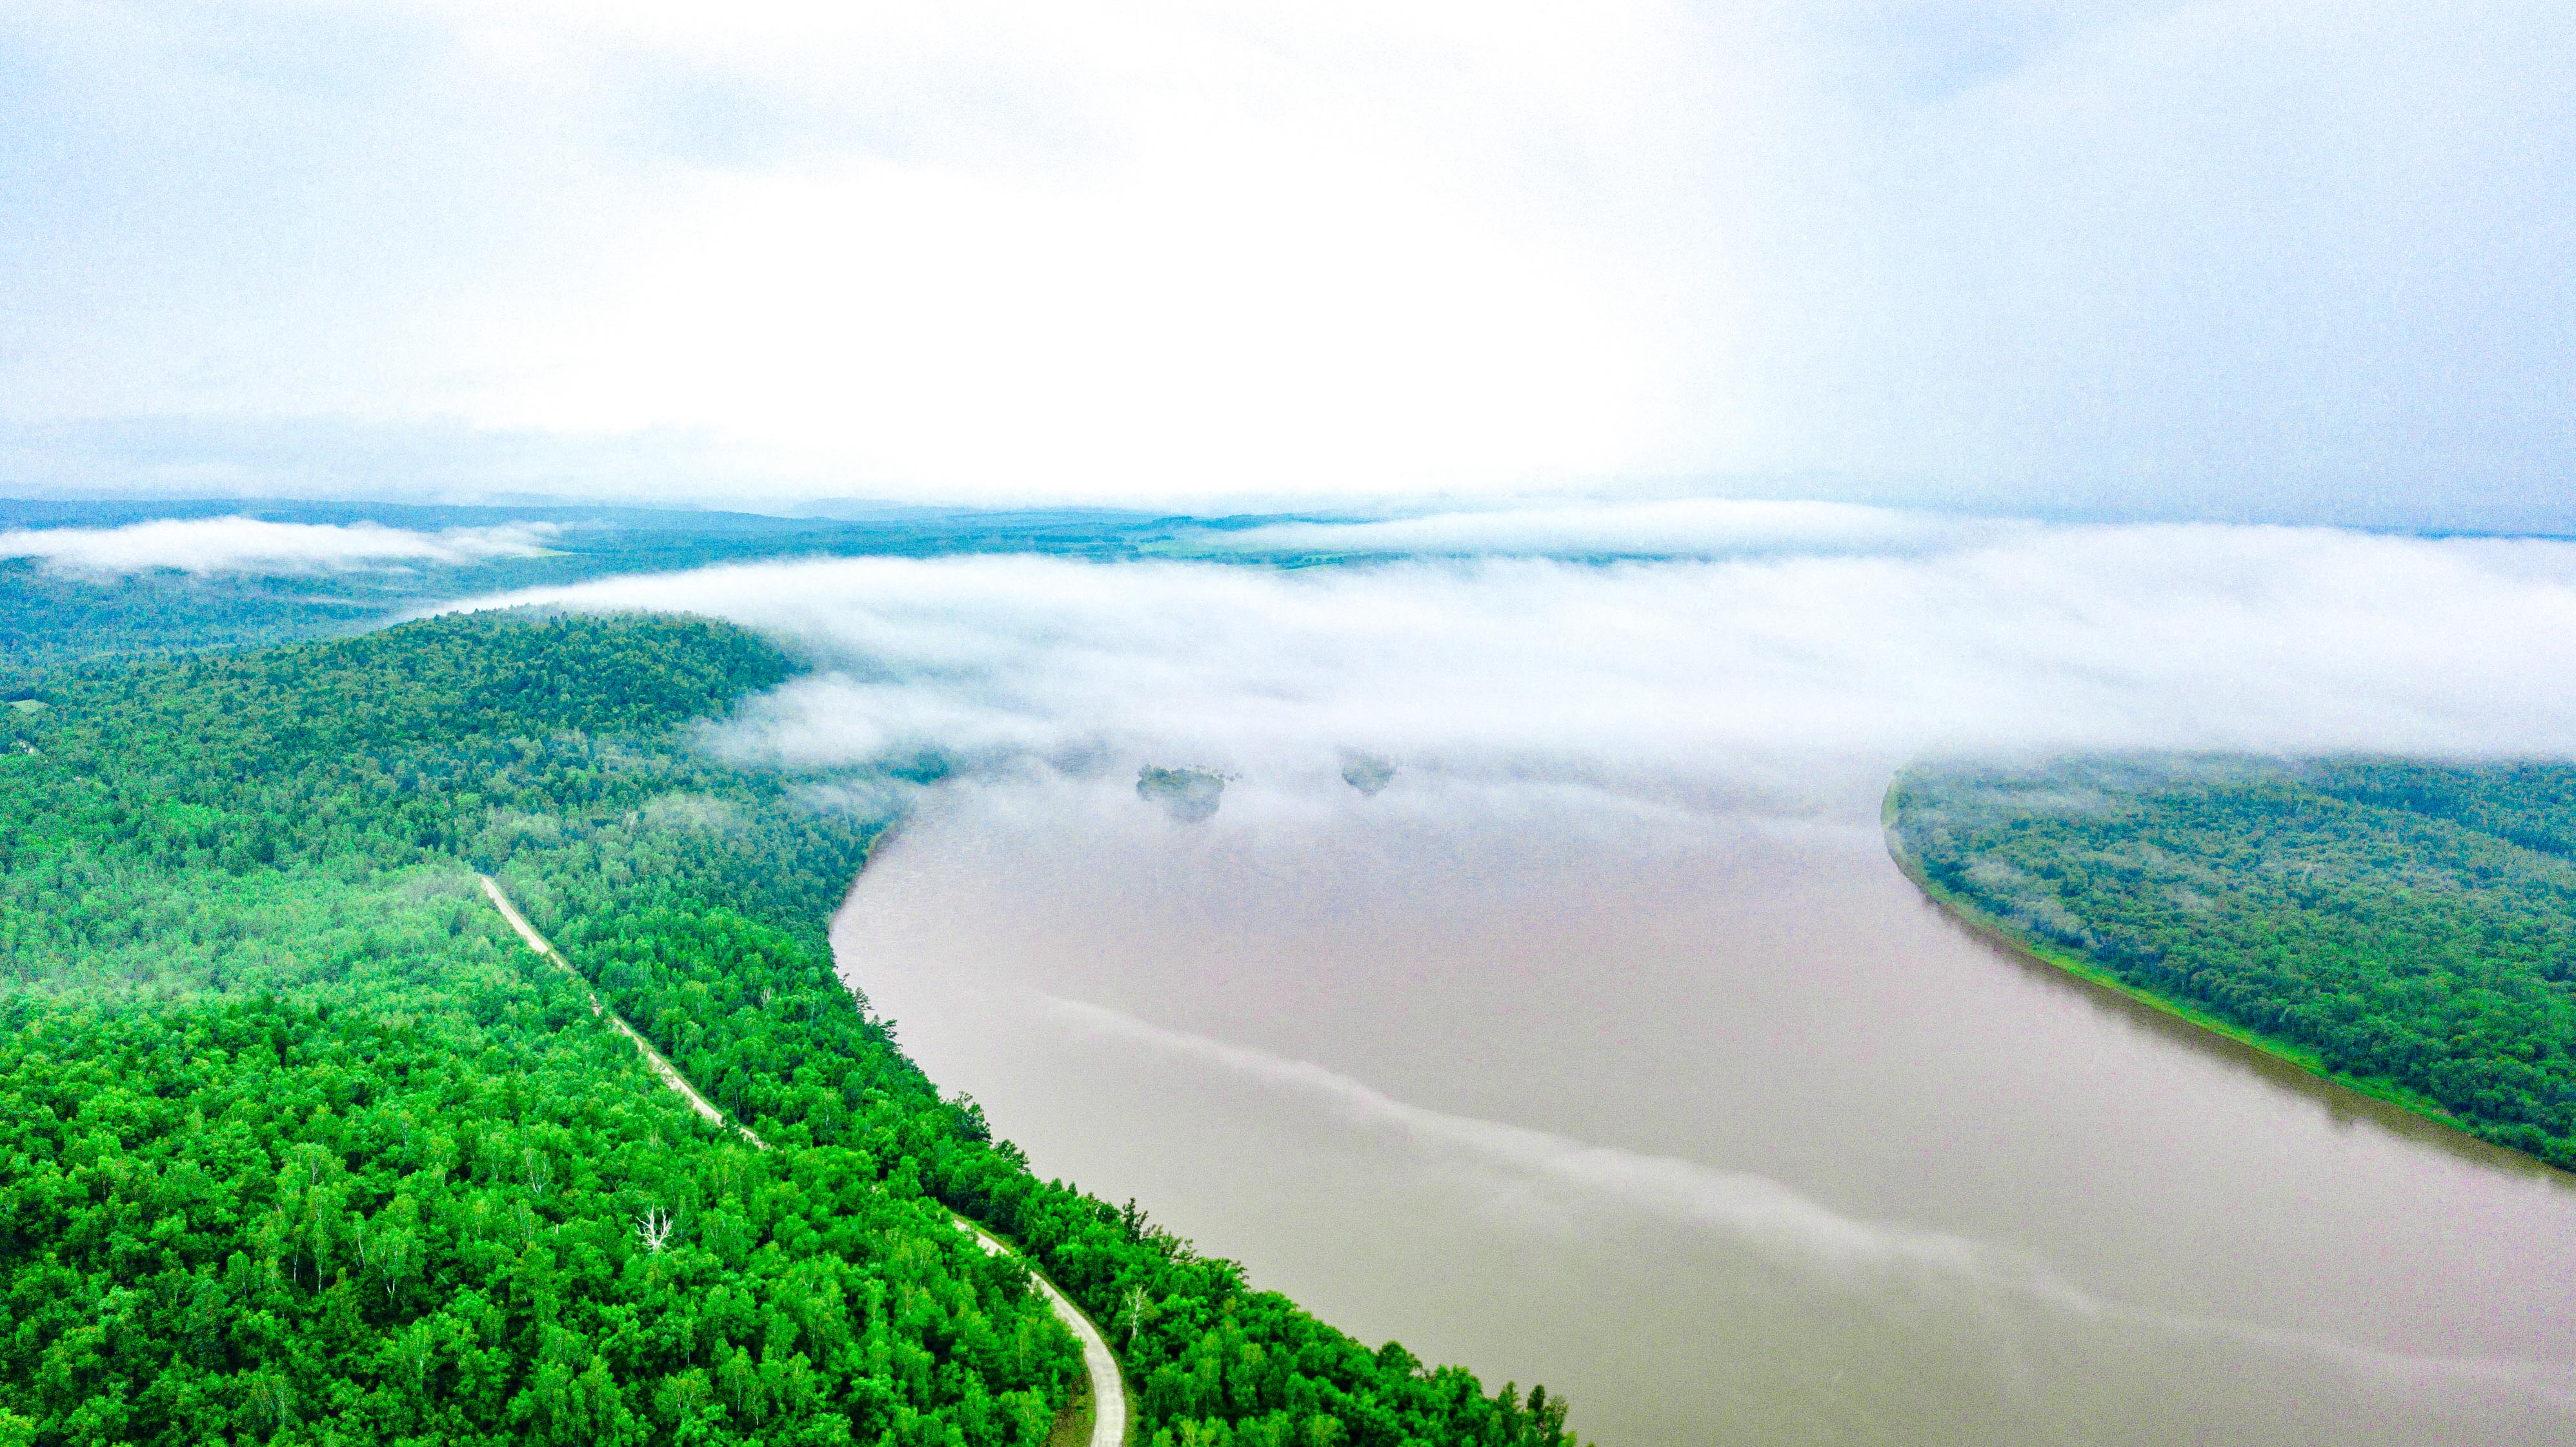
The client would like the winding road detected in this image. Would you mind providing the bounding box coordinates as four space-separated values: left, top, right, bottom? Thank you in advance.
478 875 1127 1446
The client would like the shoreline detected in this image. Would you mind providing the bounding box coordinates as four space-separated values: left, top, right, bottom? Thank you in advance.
835 824 1134 1446
1873 800 2556 1170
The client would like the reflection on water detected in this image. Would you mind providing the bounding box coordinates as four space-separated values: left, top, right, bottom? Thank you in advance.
831 773 2576 1446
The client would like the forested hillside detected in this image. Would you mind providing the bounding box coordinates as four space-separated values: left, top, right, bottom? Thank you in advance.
0 500 1199 691
1887 756 2576 1168
0 609 1582 1446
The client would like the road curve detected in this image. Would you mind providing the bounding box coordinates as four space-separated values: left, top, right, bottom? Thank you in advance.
957 1219 1129 1447
477 875 1126 1446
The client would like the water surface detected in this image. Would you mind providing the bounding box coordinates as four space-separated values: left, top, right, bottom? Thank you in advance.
831 774 2576 1445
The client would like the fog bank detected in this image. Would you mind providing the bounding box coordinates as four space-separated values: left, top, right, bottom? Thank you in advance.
1 516 556 575
458 518 2576 812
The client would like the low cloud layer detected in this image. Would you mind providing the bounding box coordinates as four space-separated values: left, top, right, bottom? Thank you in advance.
451 511 2576 811
1209 499 2014 559
0 516 555 576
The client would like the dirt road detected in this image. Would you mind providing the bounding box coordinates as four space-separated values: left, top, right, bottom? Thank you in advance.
478 874 1126 1446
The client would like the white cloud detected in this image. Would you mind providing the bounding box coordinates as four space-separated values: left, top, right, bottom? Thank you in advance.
477 153 1649 499
4 2 2568 516
0 516 556 575
446 513 2576 807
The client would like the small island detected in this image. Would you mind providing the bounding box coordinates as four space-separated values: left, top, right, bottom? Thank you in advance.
1340 751 1396 796
1137 763 1229 822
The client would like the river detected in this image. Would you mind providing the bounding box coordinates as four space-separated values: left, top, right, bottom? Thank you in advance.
830 771 2576 1446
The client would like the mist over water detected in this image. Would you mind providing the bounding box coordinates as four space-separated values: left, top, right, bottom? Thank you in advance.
466 509 2576 1443
467 514 2576 800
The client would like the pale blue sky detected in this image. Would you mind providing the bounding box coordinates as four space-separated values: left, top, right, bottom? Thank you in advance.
3 2 2569 527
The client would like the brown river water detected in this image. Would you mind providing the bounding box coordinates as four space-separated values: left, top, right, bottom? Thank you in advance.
829 773 2576 1446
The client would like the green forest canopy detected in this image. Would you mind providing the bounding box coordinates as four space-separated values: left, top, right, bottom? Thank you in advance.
1888 756 2576 1169
0 609 1583 1447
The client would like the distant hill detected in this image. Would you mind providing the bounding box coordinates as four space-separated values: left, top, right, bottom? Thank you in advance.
0 500 1282 690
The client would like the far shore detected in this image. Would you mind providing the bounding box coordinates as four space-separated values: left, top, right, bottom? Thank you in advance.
1874 808 2564 1175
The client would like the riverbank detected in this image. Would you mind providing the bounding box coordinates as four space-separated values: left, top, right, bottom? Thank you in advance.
1876 796 2493 1153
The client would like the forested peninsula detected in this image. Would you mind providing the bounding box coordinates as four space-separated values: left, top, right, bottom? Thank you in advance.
1887 757 2576 1169
0 610 1581 1446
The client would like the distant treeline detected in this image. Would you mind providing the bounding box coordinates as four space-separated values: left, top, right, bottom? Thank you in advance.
1888 756 2576 1168
0 610 1582 1446
0 500 1228 691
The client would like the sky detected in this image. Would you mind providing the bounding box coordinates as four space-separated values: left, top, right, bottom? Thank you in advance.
3 2 2571 525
